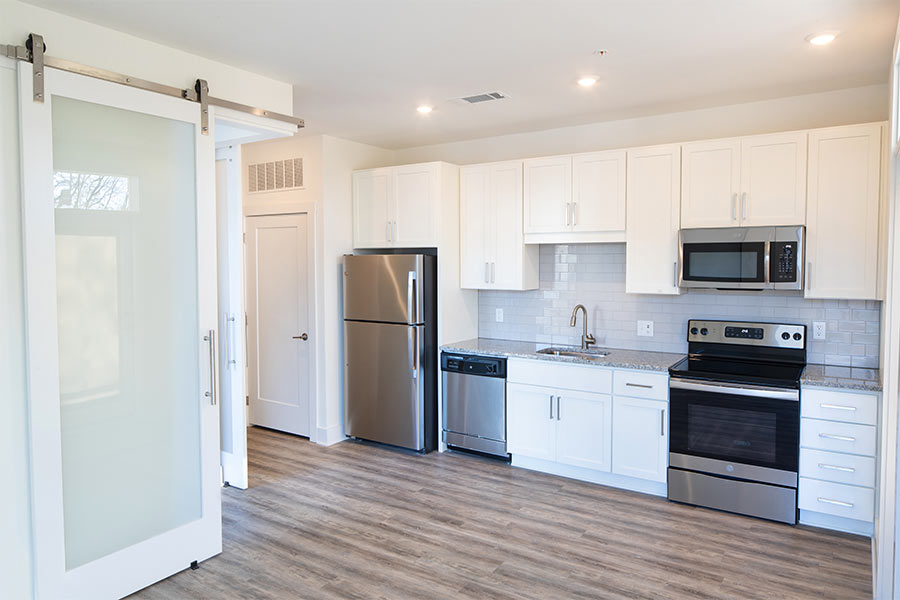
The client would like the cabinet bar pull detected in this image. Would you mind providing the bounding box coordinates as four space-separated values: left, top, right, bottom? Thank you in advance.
818 463 855 473
817 497 853 508
626 382 653 389
386 221 391 242
485 262 490 283
741 191 747 220
820 403 857 411
819 433 856 442
661 409 665 436
732 193 737 221
556 396 561 421
549 395 554 420
491 262 495 283
572 202 577 226
565 202 571 226
203 330 217 406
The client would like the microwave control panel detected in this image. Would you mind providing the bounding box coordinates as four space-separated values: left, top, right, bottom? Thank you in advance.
770 241 798 283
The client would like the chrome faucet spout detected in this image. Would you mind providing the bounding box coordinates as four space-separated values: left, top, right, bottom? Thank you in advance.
569 304 596 351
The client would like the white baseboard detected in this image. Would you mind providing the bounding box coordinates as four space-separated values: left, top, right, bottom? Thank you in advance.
316 424 346 446
799 509 874 537
511 455 667 497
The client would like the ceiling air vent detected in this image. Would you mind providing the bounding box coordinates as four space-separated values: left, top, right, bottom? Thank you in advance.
458 91 508 104
247 158 303 193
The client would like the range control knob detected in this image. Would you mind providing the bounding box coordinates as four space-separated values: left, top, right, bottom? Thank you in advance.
781 332 790 340
793 333 802 341
700 328 708 336
690 327 699 335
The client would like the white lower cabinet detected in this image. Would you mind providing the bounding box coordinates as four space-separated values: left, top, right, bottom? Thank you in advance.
507 359 668 494
611 396 668 482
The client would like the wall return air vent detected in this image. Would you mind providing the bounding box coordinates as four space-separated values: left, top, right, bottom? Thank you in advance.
457 91 508 104
247 158 303 193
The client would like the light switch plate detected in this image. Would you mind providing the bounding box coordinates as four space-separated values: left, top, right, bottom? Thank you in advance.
637 320 654 337
813 321 826 340
495 308 504 323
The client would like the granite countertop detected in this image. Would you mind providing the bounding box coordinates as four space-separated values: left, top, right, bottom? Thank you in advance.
441 338 884 392
440 338 684 373
800 364 883 392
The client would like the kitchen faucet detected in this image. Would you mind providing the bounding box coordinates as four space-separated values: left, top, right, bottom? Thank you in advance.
570 304 596 351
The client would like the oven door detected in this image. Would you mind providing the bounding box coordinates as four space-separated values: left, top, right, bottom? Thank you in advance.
679 240 768 289
669 378 799 483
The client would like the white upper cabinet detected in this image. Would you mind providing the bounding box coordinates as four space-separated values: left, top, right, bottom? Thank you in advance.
352 168 393 248
460 161 538 290
805 123 883 299
681 139 741 228
740 132 807 226
523 151 626 243
572 150 627 233
523 156 571 234
625 145 682 295
353 162 444 248
680 132 806 228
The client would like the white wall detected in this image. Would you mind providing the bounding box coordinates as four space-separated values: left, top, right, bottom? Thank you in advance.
395 84 889 164
0 56 32 600
0 0 293 114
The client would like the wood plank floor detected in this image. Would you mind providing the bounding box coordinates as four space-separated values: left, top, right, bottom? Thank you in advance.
132 427 872 599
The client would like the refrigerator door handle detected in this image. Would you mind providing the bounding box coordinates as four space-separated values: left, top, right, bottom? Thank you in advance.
409 326 419 378
407 270 418 324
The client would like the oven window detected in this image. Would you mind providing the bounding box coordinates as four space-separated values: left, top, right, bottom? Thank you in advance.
688 405 776 463
682 242 765 283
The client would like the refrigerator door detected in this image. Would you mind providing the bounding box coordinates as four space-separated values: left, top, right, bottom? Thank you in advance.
344 320 425 450
343 254 425 324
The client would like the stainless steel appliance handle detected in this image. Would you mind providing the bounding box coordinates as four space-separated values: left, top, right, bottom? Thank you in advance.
817 497 853 508
669 378 799 401
819 433 855 442
407 270 417 324
203 330 217 406
409 327 418 378
818 463 855 473
763 240 771 286
549 395 554 419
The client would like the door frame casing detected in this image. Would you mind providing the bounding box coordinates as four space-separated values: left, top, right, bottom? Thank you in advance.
244 205 318 440
18 63 221 599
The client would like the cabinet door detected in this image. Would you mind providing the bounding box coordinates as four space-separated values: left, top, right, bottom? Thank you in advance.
571 150 626 232
507 383 556 461
806 124 882 299
523 156 571 233
393 163 437 247
612 397 668 482
491 161 526 289
625 145 681 295
680 139 741 228
740 132 807 226
555 391 612 472
352 168 392 248
459 165 492 288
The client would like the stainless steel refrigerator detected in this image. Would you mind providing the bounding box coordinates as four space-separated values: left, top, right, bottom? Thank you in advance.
343 253 437 452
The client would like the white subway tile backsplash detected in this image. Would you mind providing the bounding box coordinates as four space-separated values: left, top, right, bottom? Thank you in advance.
478 243 881 368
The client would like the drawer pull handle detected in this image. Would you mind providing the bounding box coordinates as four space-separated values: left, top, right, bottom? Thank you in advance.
820 403 857 411
818 463 855 473
817 497 854 508
626 382 653 389
819 433 856 442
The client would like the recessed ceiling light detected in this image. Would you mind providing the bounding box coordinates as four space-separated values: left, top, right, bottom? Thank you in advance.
577 77 597 88
416 105 433 114
806 32 837 46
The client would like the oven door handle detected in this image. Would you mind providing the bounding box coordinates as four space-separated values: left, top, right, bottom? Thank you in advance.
669 378 799 401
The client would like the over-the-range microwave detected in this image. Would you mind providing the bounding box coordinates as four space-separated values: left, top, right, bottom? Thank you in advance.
678 226 805 290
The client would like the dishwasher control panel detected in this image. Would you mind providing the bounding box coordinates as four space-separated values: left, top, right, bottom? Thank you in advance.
441 353 506 378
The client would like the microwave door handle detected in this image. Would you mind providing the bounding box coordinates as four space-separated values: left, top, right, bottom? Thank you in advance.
764 241 771 286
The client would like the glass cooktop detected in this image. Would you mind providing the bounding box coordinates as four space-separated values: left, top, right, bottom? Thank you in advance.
669 356 805 389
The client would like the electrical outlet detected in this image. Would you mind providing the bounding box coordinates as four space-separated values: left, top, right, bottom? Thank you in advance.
813 321 826 340
637 320 654 337
495 308 504 323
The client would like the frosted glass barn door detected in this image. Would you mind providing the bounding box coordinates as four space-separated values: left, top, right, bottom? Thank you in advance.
18 64 221 599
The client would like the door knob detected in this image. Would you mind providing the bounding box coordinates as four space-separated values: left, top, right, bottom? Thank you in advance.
292 333 308 341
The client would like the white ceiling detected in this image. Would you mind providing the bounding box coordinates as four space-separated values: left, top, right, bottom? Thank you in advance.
22 0 900 149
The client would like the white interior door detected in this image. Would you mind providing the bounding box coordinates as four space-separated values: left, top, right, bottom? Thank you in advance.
246 213 312 436
19 64 221 599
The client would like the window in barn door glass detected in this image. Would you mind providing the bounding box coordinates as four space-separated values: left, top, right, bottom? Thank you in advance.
53 170 139 211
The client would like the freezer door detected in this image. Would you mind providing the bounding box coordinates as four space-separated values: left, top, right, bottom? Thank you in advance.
343 254 424 324
344 320 424 450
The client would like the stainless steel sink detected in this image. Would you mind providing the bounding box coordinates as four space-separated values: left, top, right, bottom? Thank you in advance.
536 347 610 360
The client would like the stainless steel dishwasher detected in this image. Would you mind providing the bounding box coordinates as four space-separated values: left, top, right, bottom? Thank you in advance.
441 352 508 458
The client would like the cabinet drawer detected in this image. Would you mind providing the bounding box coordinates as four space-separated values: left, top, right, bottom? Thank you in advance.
799 448 875 487
799 477 874 522
508 358 612 394
613 370 668 401
800 418 876 457
801 388 878 426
